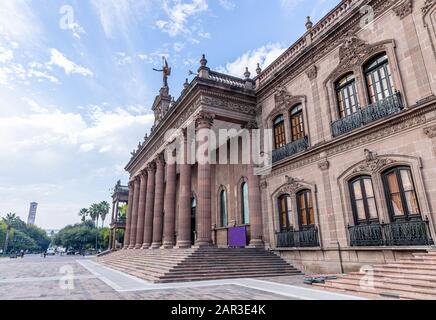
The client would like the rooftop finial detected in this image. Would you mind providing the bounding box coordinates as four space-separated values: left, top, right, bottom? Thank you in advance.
184 78 189 90
244 67 251 80
256 63 262 75
306 16 313 30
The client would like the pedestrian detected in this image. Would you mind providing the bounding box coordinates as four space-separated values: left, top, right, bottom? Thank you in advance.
43 252 47 259
20 249 24 259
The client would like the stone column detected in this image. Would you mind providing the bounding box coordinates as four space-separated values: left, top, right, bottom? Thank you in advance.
195 112 215 247
128 177 140 249
162 154 177 248
176 129 192 248
123 181 134 249
245 121 264 248
151 155 165 248
134 170 147 249
142 162 156 249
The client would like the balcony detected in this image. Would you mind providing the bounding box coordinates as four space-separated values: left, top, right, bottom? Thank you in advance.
276 227 320 248
332 92 404 137
272 136 309 163
348 219 434 247
111 216 126 228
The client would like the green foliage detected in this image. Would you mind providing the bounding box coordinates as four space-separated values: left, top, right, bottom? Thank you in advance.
99 227 110 248
1 213 50 254
53 221 98 251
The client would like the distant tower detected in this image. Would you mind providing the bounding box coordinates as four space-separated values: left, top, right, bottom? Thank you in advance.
27 202 38 225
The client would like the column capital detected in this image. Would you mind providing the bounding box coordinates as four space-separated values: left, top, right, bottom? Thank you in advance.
146 161 157 173
242 120 258 130
195 111 215 129
155 153 166 166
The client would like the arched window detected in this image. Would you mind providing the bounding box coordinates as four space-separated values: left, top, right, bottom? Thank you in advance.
296 190 315 228
364 53 395 104
290 104 305 141
273 115 286 149
336 73 360 118
241 182 250 224
382 166 420 221
220 190 228 227
349 176 378 225
277 194 292 231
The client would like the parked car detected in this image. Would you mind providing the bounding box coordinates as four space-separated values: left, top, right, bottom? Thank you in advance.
66 249 76 255
46 248 55 256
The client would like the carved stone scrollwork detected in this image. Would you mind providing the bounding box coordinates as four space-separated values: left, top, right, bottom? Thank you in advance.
306 65 318 81
352 149 397 174
278 176 304 194
422 0 435 15
318 160 330 171
393 0 414 19
259 180 268 189
424 125 436 138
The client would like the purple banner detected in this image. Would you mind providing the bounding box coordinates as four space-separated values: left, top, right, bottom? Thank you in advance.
228 226 247 248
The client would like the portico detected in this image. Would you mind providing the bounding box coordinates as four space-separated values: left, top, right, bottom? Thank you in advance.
123 56 264 250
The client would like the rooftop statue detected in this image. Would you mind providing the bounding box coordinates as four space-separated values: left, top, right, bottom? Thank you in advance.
153 56 171 88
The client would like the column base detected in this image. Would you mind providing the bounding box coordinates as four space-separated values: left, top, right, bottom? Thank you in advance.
175 241 192 249
134 244 143 249
128 245 136 249
161 242 174 249
248 239 265 248
194 240 213 247
151 242 162 249
141 243 151 250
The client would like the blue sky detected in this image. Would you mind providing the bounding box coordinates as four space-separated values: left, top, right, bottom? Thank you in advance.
0 0 339 229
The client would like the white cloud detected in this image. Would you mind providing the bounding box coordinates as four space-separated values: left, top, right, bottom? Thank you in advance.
22 97 49 114
91 0 152 39
79 143 95 152
280 0 304 12
0 0 42 46
219 0 236 10
0 47 13 63
48 48 93 77
217 43 287 78
156 0 208 37
27 69 60 84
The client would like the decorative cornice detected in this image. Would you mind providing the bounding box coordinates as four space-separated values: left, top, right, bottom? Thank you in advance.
393 0 413 19
424 124 436 138
199 95 256 116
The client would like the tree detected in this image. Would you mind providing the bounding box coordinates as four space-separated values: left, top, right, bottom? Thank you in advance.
78 208 88 223
99 201 110 228
53 221 98 252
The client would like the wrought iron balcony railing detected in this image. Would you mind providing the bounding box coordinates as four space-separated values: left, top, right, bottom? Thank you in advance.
276 227 320 248
348 219 434 247
332 92 403 137
272 136 309 163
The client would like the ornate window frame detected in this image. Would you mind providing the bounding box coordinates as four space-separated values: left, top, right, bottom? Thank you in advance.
324 36 406 127
265 85 309 147
270 177 320 234
422 0 436 59
337 151 435 241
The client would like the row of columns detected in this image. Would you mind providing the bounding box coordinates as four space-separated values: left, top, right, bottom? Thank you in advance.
123 114 263 249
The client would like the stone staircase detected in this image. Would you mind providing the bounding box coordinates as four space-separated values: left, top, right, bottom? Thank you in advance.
313 250 436 300
97 247 301 283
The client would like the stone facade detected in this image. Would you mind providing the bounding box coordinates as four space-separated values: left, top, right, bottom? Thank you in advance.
122 0 436 274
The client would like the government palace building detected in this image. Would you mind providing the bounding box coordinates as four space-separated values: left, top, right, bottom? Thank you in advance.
102 0 436 279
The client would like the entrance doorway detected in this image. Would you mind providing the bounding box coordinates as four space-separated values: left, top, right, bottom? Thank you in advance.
191 197 197 245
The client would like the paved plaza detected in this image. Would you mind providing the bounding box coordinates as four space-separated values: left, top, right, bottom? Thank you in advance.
0 255 362 300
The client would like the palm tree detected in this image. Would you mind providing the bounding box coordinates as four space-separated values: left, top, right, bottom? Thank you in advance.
88 204 100 228
78 208 88 222
99 201 110 228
